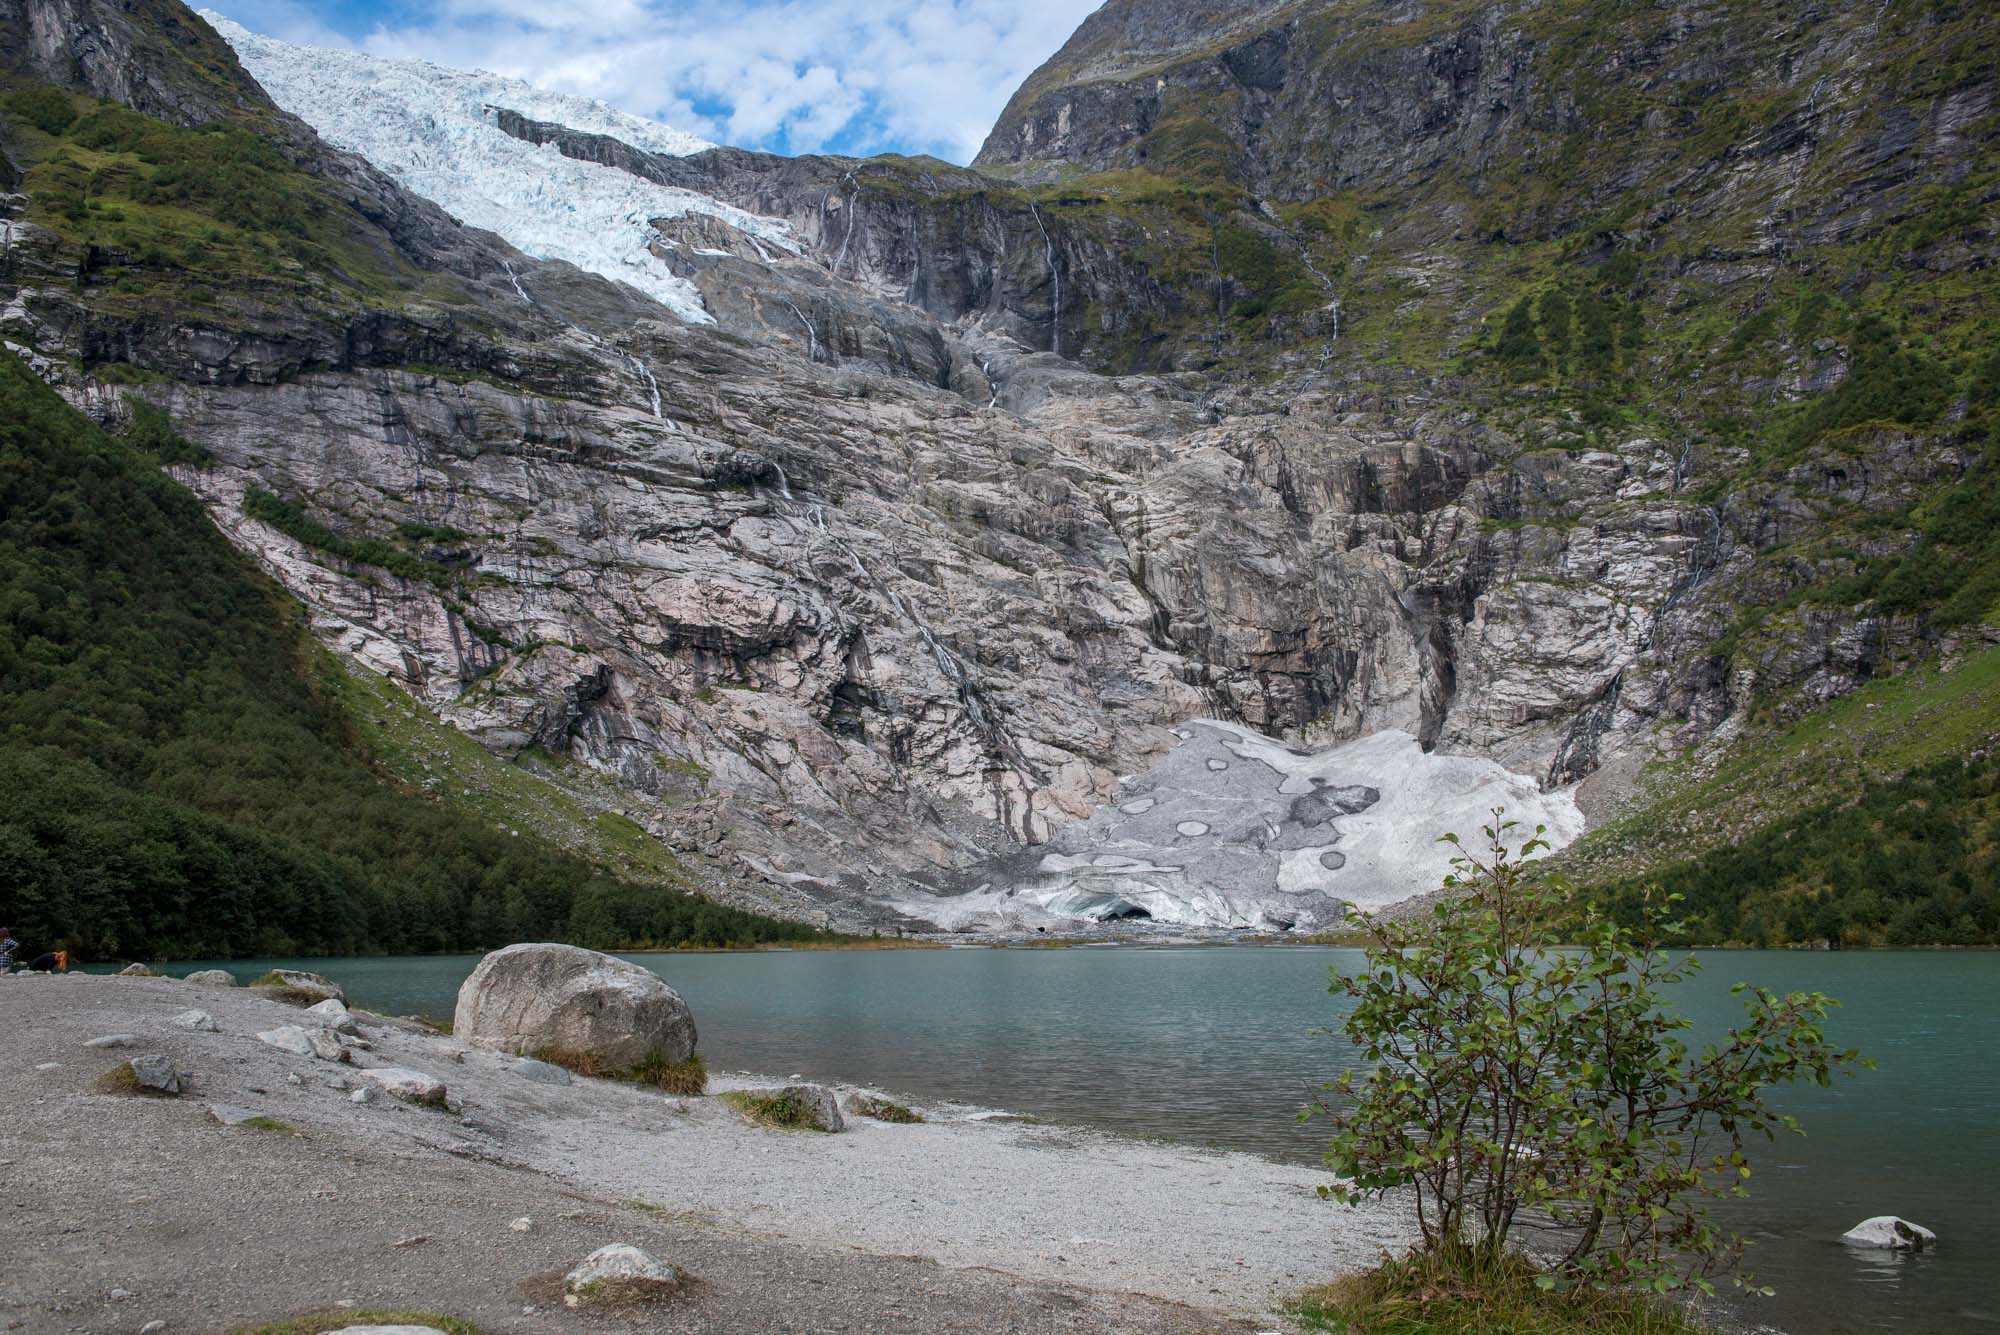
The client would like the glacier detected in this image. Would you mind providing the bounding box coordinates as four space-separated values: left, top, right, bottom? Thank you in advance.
202 13 798 322
910 724 1587 932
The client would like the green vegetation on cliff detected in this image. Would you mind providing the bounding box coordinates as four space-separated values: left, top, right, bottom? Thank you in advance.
0 349 822 959
1569 644 2000 945
0 82 457 321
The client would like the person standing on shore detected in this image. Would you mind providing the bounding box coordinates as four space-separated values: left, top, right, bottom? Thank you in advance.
0 927 18 972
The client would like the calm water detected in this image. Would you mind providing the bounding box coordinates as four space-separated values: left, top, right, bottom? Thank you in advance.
148 947 1997 1334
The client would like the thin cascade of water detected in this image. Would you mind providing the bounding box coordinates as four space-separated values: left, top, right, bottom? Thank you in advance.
625 354 663 419
502 260 531 305
1028 203 1061 357
781 300 819 362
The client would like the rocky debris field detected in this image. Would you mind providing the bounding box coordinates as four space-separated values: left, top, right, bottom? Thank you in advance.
0 971 1408 1333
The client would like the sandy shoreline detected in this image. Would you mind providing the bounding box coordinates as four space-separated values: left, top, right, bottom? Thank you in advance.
1 972 1411 1333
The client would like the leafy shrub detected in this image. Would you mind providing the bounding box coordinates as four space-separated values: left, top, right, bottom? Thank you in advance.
721 1089 826 1129
1312 813 1866 1295
3 86 77 136
122 397 210 466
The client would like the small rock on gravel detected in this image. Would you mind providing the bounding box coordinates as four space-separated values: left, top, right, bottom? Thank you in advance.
184 969 236 987
170 1009 218 1032
127 1055 181 1096
257 1026 317 1057
140 1323 166 1334
350 1087 376 1104
305 999 362 1035
563 1242 683 1307
84 1034 136 1049
207 1104 266 1127
509 1216 533 1232
354 1067 448 1107
773 1083 845 1132
261 969 347 1004
510 1057 572 1086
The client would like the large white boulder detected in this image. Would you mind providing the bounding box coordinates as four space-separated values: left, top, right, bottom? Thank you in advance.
184 969 236 987
1841 1216 1937 1251
453 944 695 1071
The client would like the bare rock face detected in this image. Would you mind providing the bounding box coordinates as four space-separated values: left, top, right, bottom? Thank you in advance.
453 943 696 1069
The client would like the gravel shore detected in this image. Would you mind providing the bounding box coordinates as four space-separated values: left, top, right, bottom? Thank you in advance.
0 972 1410 1333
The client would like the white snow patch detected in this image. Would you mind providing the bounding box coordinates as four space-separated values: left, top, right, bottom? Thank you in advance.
202 13 798 322
910 723 1586 930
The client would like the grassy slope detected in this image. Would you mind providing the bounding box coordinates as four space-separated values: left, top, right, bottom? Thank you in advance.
0 347 823 960
1561 644 2000 945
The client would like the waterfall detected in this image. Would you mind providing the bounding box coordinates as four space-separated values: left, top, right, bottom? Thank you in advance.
781 300 819 362
1028 202 1061 357
1297 245 1341 363
502 260 531 305
831 170 860 277
624 355 663 419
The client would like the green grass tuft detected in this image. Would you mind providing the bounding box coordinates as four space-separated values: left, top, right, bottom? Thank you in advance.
845 1094 923 1124
1294 1249 1718 1335
720 1089 830 1131
530 1046 707 1095
246 973 326 1007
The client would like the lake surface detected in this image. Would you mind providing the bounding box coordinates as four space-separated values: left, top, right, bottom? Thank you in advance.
148 947 1997 1334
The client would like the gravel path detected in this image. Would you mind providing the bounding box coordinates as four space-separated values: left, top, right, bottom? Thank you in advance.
0 973 1409 1333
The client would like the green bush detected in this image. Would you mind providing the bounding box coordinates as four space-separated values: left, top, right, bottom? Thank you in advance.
3 86 77 136
1313 814 1866 1295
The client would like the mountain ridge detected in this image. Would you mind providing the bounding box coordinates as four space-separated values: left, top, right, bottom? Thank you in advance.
3 0 1997 942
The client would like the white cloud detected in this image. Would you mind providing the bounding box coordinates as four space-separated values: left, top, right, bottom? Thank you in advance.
205 0 1101 162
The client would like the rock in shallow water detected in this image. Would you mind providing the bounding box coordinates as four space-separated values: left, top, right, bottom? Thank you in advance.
1841 1216 1937 1250
454 943 695 1070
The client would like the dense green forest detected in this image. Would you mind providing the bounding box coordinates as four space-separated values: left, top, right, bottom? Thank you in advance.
0 350 825 960
1595 755 2000 947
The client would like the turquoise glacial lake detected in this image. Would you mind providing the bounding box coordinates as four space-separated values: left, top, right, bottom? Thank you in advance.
147 947 1996 1334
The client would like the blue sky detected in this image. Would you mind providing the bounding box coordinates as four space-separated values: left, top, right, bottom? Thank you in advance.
204 0 1101 162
